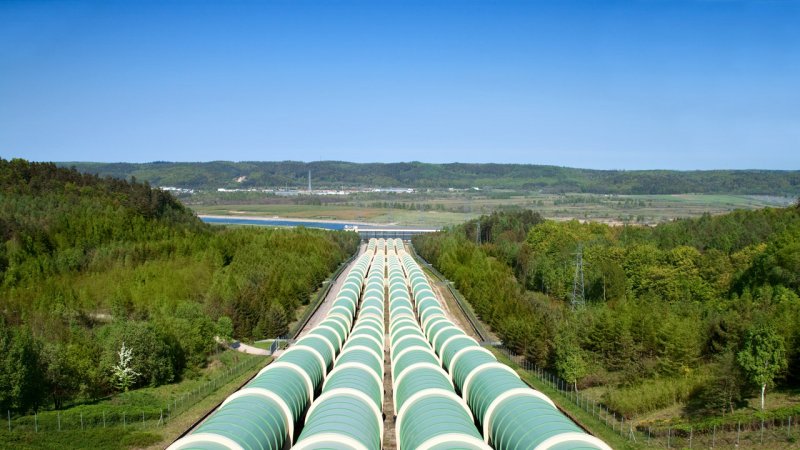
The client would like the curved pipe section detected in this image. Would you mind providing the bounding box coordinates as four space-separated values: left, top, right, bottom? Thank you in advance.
386 240 490 450
293 246 386 450
398 240 611 450
168 248 373 450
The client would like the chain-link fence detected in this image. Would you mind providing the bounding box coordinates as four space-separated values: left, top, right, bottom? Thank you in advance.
498 346 799 449
642 415 799 449
5 355 265 435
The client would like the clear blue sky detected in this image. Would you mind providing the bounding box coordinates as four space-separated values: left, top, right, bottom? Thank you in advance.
1 0 798 169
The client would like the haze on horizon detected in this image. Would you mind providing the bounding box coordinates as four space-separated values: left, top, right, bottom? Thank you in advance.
1 0 798 170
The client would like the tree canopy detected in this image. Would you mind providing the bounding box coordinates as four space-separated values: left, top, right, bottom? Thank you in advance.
737 326 788 410
414 206 800 418
0 158 359 413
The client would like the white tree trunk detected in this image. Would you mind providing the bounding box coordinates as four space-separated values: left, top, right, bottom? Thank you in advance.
761 384 766 410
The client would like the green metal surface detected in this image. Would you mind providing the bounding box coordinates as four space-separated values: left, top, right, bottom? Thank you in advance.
295 334 336 368
292 245 384 450
392 348 440 379
278 347 325 386
336 347 383 376
399 396 483 450
490 396 585 449
193 395 286 450
431 327 464 353
300 397 383 450
394 368 453 410
439 336 478 370
247 367 309 419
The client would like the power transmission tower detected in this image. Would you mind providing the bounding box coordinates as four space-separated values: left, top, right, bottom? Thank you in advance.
571 244 585 309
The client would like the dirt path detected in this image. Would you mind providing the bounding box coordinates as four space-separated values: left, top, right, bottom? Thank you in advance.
427 277 482 341
229 341 270 356
298 243 367 338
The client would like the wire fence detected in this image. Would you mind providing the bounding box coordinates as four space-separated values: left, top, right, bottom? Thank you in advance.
252 337 291 355
498 346 799 449
5 355 265 435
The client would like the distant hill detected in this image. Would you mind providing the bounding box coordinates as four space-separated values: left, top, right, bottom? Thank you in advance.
61 161 800 195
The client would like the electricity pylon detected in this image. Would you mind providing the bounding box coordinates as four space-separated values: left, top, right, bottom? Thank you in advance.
571 244 585 309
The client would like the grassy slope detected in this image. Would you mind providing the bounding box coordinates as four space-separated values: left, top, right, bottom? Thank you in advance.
0 352 268 450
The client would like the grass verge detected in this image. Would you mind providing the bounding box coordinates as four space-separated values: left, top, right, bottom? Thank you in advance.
491 348 645 450
143 354 270 450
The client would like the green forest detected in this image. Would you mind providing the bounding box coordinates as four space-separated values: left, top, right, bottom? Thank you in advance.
0 159 359 414
413 205 800 424
66 161 800 195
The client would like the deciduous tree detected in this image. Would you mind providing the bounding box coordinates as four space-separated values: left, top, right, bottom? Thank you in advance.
737 326 787 410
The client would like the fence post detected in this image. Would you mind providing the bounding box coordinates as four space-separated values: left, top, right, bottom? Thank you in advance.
142 411 145 426
123 412 126 428
35 412 38 433
58 412 61 431
6 410 9 432
789 416 792 437
712 424 716 448
667 427 671 449
103 411 106 428
81 412 84 430
737 421 740 446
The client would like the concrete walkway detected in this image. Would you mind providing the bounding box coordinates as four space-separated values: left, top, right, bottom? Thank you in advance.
228 340 270 356
297 243 367 338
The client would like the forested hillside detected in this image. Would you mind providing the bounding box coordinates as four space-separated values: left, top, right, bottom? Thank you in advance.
0 159 358 413
414 205 800 421
66 161 800 195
